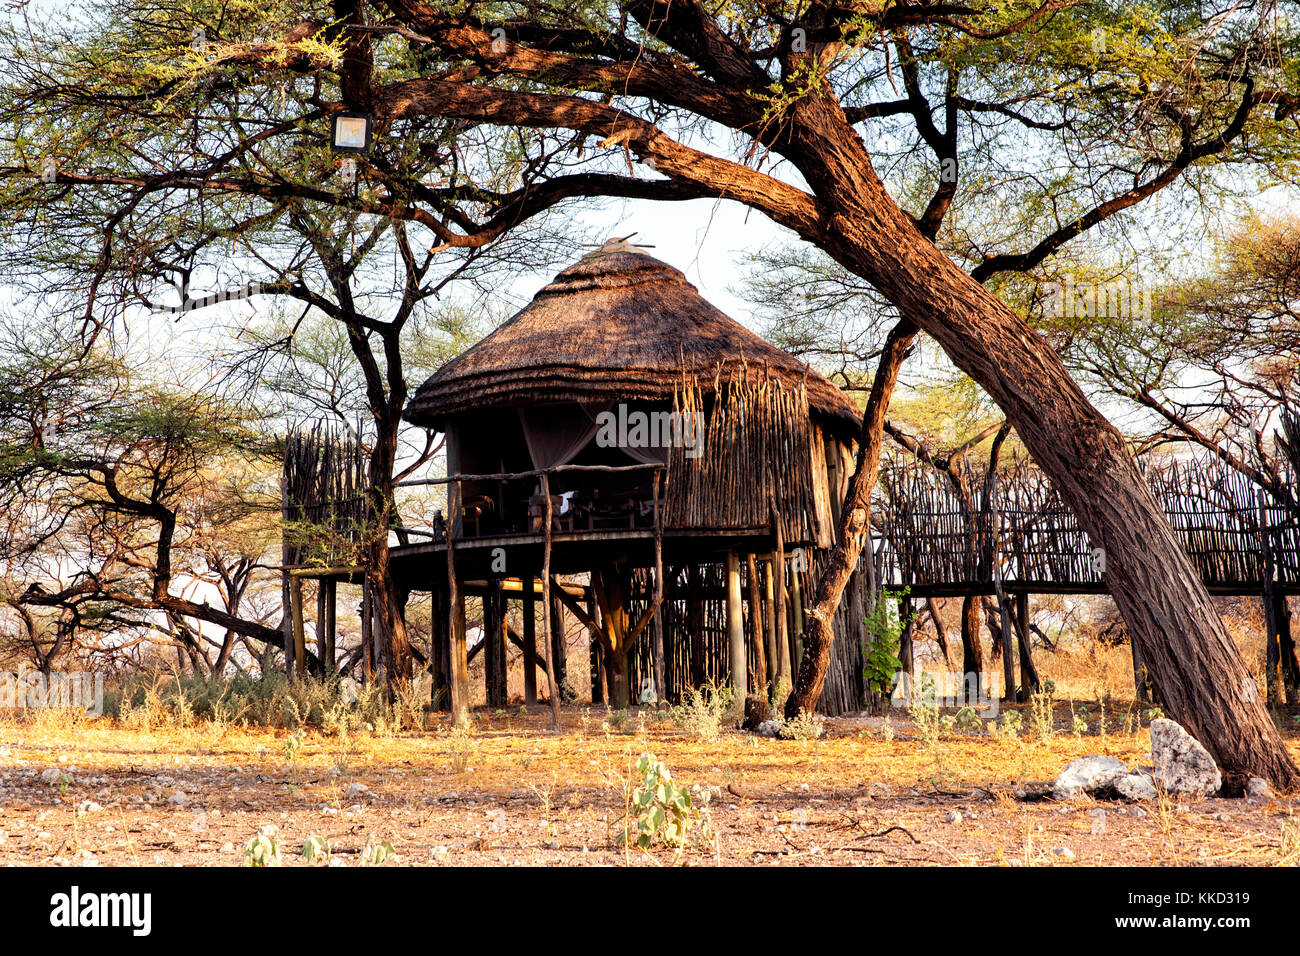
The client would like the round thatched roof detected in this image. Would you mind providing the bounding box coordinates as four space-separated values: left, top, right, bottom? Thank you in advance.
403 243 861 435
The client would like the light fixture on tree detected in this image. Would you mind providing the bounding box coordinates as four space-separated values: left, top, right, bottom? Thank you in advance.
330 112 372 153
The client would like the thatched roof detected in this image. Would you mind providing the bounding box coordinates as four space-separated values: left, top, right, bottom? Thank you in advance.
404 243 861 435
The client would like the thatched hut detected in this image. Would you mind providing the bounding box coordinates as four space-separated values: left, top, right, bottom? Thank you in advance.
396 240 864 711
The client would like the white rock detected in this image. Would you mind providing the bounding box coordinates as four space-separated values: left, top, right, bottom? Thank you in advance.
1149 718 1221 797
1052 756 1129 800
1246 776 1271 798
76 800 103 815
1089 809 1106 835
39 769 62 784
345 782 370 801
1115 772 1158 802
757 720 782 738
1053 846 1076 861
945 810 963 824
167 792 189 807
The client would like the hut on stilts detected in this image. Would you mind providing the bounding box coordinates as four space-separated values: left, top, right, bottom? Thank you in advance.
301 238 870 719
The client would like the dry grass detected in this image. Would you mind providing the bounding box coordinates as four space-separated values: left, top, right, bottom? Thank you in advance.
0 698 1296 867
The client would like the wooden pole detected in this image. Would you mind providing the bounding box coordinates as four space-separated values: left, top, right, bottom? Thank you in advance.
726 551 746 703
361 579 373 683
447 479 469 725
430 583 448 710
323 579 337 674
540 474 560 729
550 589 568 699
589 600 605 705
484 580 507 707
771 502 790 700
523 579 538 706
763 557 778 691
899 594 915 678
687 564 706 687
790 564 805 671
651 471 667 703
290 576 306 677
745 554 766 696
1015 593 1041 702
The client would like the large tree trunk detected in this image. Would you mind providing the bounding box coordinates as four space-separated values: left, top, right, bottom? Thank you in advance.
961 595 985 702
780 98 1300 789
366 422 414 687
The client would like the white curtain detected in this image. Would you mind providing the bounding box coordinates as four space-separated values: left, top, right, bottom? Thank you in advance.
517 402 604 470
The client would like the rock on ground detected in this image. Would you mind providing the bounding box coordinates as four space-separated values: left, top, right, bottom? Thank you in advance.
1115 773 1158 801
1149 718 1222 797
1246 777 1271 798
1052 756 1129 800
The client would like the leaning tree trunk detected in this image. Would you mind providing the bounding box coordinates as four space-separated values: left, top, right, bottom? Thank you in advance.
779 95 1300 788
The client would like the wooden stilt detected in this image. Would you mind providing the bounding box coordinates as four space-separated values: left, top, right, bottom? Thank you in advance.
550 589 568 699
726 551 745 703
650 470 666 703
523 580 538 706
590 612 605 705
1015 593 1041 702
430 583 448 710
540 474 560 728
745 554 766 695
763 557 778 692
790 565 804 671
447 479 469 725
484 580 507 707
323 579 336 675
361 579 373 683
687 564 706 687
899 594 915 678
771 503 790 700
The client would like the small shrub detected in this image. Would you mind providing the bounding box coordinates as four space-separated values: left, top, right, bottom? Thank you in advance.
1030 681 1056 743
668 681 734 740
619 753 714 852
445 724 475 773
778 709 824 740
244 829 281 867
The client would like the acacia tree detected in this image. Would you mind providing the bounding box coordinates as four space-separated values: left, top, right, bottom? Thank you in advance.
3 0 1299 783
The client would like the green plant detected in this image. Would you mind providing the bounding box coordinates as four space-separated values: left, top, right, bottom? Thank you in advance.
667 680 734 740
618 753 713 852
1072 703 1089 738
1030 683 1056 743
1141 705 1164 723
951 705 983 735
987 711 1023 742
243 829 282 867
862 589 910 709
360 837 397 866
778 709 824 740
301 835 330 865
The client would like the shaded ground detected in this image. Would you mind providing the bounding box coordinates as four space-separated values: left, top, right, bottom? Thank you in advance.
0 704 1296 866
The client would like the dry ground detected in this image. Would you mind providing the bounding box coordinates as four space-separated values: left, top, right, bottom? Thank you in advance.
0 702 1297 867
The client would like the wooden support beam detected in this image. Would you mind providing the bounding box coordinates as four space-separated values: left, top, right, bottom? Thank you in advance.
290 575 306 677
771 503 790 700
523 581 538 707
651 471 666 703
484 580 507 707
541 474 560 728
746 553 766 696
447 480 469 726
430 583 448 710
763 556 778 694
726 552 745 702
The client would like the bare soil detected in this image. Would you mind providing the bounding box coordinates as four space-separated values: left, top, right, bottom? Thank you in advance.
0 704 1296 867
